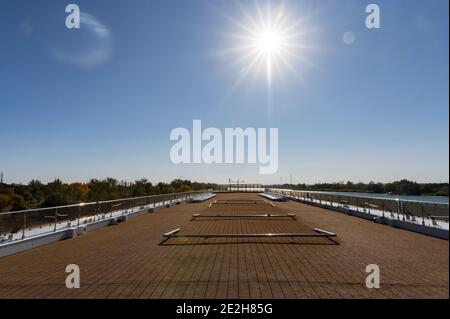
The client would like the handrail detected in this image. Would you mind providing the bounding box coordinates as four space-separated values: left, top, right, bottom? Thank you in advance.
0 191 206 216
269 188 449 205
0 191 210 240
268 188 449 229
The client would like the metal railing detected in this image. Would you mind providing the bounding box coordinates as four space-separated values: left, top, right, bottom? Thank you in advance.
191 213 297 220
268 189 449 228
160 227 337 245
0 191 206 242
215 184 264 192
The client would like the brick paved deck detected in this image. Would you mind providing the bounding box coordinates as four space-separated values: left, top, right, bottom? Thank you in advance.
0 193 448 299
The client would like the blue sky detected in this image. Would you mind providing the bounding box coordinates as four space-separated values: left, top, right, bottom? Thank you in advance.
0 0 448 184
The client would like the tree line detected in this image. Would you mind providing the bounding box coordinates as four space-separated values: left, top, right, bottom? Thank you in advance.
1 178 447 212
270 179 449 196
0 178 217 212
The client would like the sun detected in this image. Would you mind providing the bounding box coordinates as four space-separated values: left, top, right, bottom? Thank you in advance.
252 27 285 87
217 2 312 89
255 29 282 54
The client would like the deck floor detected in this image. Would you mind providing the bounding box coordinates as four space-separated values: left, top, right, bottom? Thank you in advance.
0 193 448 299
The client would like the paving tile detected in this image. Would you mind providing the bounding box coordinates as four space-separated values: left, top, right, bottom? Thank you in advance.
0 193 447 299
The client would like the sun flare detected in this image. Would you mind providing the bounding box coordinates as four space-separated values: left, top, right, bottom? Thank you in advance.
252 27 284 86
255 29 282 54
218 2 312 89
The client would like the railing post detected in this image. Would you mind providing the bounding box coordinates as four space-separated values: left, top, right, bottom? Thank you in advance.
22 212 27 239
54 208 58 232
78 205 81 227
421 204 425 226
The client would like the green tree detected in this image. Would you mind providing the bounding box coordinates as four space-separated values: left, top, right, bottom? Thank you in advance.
10 194 27 211
0 193 12 212
42 192 69 208
179 184 192 192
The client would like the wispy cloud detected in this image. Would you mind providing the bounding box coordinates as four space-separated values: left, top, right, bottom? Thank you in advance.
80 12 111 40
51 12 112 68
